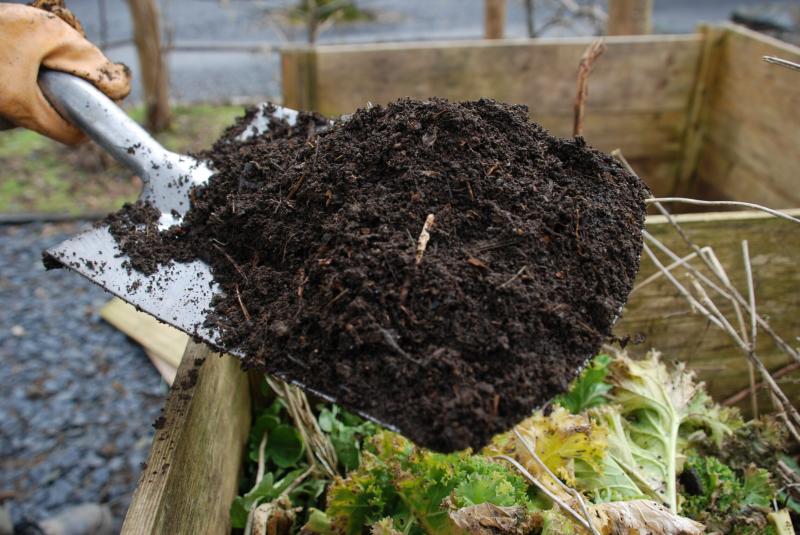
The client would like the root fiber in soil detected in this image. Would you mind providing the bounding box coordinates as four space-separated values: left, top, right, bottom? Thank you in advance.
105 98 649 452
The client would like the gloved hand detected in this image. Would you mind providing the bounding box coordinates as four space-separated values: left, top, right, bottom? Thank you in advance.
0 3 132 144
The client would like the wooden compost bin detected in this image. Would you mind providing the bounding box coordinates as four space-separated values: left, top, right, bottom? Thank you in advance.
121 24 800 534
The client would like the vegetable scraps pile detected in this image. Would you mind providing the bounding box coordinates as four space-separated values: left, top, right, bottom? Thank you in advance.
233 351 799 535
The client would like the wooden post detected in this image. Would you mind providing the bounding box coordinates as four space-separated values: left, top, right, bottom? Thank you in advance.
127 0 171 132
484 0 506 39
122 342 251 535
607 0 653 35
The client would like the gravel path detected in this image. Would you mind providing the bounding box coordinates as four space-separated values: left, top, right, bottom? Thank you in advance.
0 222 165 530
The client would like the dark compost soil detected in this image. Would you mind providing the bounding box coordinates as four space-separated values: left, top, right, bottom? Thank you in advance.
104 98 649 452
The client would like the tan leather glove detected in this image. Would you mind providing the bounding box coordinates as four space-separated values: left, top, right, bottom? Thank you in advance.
0 3 132 144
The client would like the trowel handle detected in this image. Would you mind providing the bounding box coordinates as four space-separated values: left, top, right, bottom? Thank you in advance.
39 69 171 179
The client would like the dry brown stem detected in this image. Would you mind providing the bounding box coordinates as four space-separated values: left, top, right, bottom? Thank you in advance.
415 214 436 266
573 39 606 137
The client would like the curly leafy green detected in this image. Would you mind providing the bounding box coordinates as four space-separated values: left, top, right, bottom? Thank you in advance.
608 351 738 512
320 431 532 535
555 353 613 414
680 456 776 534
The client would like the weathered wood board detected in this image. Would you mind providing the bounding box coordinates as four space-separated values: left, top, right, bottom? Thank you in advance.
689 25 800 208
121 342 250 535
616 208 800 409
282 34 704 196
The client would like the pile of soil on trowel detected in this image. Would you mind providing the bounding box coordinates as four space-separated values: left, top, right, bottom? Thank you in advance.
106 98 649 452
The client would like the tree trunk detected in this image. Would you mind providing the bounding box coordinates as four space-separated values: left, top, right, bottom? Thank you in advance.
127 0 170 132
607 0 653 35
484 0 506 39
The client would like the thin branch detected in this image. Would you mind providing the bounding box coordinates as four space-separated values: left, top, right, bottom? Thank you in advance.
643 242 800 437
573 39 606 137
631 249 701 293
514 430 601 535
642 230 800 367
763 55 800 72
742 240 759 417
723 361 800 406
494 455 594 532
645 198 800 225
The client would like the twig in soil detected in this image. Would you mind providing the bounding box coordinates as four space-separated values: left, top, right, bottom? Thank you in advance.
498 265 527 288
494 455 596 533
380 327 422 365
763 55 800 72
742 240 759 417
235 284 252 322
322 289 349 310
573 39 606 137
415 214 436 266
212 243 248 282
645 198 800 225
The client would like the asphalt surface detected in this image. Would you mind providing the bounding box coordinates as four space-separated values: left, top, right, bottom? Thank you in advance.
0 222 165 530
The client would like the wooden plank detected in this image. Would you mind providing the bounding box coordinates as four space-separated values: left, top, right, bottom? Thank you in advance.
302 35 701 115
616 208 800 413
281 34 702 196
101 298 188 368
144 349 178 385
692 24 800 207
674 25 725 196
122 341 250 535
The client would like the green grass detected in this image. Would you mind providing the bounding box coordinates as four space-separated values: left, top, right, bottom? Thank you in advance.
0 104 244 215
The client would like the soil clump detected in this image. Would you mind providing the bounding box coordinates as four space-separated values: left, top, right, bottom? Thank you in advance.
105 98 649 451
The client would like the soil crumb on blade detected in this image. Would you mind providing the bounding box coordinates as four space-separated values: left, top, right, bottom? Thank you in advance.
107 98 649 452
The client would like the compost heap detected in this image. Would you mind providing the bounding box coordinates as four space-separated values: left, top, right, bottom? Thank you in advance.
107 98 650 451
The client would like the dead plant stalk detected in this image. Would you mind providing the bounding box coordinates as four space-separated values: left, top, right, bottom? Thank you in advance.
573 39 606 137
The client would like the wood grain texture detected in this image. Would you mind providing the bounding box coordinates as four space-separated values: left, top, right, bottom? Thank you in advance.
692 25 800 207
121 342 250 535
281 35 703 195
616 209 800 413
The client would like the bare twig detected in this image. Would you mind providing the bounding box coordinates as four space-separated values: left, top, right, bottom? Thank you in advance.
631 249 702 293
498 265 527 288
642 230 800 367
573 39 606 137
645 198 800 225
643 243 800 439
265 376 338 478
763 55 800 72
514 430 601 535
235 284 252 322
415 214 435 266
742 240 759 417
494 455 595 532
617 149 800 368
723 361 800 406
